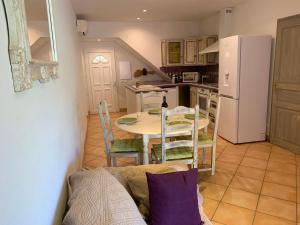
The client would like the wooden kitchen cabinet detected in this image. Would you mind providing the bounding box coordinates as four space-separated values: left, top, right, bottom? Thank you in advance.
161 41 168 66
164 87 178 108
161 35 218 66
198 36 218 65
184 39 198 64
190 86 198 107
197 38 207 65
161 40 184 66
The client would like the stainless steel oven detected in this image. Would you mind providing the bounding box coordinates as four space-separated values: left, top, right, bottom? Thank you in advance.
197 88 210 115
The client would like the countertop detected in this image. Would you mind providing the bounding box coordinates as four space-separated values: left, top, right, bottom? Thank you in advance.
124 81 219 93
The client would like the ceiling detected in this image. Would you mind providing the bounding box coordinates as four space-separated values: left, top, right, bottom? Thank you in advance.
70 0 247 22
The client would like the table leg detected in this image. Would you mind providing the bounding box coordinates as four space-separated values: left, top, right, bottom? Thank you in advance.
143 134 149 164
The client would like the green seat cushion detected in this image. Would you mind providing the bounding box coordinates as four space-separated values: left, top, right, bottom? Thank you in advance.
175 134 213 145
175 135 192 141
184 112 205 120
198 134 214 145
111 138 143 153
152 144 193 161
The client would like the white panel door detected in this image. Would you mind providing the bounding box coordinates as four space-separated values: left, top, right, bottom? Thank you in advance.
219 35 241 99
88 52 116 113
218 97 239 143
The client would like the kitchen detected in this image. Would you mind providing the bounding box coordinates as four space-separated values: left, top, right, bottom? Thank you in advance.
125 34 271 146
78 3 300 224
1 1 300 225
125 36 219 120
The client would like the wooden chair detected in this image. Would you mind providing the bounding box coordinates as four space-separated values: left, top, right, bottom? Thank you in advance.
151 105 199 168
201 96 211 134
198 95 220 175
140 91 166 112
98 101 143 167
175 95 221 175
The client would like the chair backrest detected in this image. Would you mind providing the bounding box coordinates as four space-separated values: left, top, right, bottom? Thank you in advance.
98 101 114 154
201 97 211 119
160 105 199 163
140 91 166 112
208 94 221 143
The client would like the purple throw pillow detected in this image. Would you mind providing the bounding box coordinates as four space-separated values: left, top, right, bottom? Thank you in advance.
146 168 203 225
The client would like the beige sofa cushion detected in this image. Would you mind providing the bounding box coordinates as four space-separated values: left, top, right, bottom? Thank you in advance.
127 168 176 219
105 163 189 193
63 168 147 225
106 163 212 225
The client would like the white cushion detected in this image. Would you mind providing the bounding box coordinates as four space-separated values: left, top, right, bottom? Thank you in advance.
63 168 147 225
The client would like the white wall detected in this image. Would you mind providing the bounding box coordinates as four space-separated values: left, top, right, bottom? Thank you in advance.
229 0 300 136
27 21 49 45
230 0 300 37
82 40 163 110
199 0 300 136
0 1 88 225
86 21 202 67
198 13 220 36
199 0 300 38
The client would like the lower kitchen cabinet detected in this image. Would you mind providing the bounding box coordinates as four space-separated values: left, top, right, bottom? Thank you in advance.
125 86 178 113
163 87 179 109
190 86 198 107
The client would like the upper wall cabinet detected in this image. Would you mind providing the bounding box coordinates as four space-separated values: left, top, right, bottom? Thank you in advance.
3 0 58 92
184 39 198 65
161 35 218 67
198 36 218 65
161 40 184 66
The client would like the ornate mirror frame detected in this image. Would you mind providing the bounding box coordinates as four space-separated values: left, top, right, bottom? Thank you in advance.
3 0 58 92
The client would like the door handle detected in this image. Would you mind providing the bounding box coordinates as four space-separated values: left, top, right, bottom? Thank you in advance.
225 73 230 80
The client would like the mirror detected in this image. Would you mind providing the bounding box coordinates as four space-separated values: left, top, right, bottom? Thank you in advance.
3 0 58 92
25 0 53 62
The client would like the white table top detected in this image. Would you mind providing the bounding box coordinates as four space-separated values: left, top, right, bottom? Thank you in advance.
116 111 209 136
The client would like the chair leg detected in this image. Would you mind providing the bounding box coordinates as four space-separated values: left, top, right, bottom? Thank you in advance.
211 145 216 175
139 153 144 165
151 153 156 164
193 159 198 169
135 155 140 165
107 154 112 167
202 148 206 165
111 157 117 167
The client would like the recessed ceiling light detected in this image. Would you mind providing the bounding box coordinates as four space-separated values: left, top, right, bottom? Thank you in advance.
97 38 101 42
137 17 141 20
143 9 147 13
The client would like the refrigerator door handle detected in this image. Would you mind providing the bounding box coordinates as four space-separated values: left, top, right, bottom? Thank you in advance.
225 72 230 80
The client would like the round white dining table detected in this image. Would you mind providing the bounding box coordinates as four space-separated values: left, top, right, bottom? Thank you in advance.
115 111 209 165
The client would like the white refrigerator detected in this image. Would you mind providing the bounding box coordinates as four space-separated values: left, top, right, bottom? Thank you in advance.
218 35 272 144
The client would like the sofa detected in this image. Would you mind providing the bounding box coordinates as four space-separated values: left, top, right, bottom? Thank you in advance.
63 163 212 225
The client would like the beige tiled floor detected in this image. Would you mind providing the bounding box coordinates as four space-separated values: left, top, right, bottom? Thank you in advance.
84 113 300 225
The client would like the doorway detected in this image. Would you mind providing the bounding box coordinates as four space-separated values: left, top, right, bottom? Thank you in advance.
270 14 300 153
85 50 118 114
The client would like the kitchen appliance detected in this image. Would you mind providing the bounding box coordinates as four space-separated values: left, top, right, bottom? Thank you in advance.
197 88 210 115
208 92 218 128
218 35 272 144
182 72 199 83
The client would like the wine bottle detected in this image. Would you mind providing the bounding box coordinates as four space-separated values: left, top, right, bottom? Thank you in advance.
161 96 168 108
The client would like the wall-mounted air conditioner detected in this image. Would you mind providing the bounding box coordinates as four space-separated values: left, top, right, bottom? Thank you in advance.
77 19 88 36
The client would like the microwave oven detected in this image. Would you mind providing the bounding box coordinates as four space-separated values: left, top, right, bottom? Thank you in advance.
182 72 199 83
